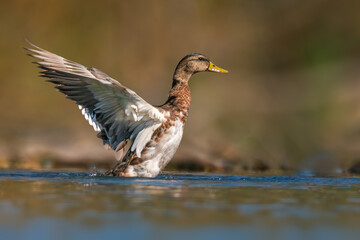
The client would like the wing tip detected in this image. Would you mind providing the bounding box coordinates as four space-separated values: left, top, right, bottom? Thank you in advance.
23 37 40 50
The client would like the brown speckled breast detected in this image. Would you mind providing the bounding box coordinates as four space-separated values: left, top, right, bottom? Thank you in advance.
153 81 191 141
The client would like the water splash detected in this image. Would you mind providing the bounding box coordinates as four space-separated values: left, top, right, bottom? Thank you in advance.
89 164 101 177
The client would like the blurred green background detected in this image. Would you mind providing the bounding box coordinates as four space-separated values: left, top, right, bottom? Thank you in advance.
1 0 360 174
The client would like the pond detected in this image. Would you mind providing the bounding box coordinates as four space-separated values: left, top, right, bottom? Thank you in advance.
0 170 359 240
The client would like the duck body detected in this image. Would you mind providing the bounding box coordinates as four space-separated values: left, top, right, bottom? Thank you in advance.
26 43 227 178
108 82 190 177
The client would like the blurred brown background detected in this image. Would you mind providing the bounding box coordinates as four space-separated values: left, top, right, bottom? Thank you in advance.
1 0 360 174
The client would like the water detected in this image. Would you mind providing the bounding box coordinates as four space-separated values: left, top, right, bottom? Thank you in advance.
0 170 360 240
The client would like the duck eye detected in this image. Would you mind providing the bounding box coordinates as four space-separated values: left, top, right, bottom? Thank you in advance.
198 57 207 62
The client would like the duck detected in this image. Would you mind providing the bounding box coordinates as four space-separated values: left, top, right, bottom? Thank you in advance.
25 41 228 177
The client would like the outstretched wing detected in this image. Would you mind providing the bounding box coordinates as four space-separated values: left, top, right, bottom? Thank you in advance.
25 41 166 157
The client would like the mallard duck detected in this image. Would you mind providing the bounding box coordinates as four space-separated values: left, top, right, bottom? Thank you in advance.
25 41 228 177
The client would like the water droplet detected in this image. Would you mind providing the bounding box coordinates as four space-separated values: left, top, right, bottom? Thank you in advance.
89 165 99 177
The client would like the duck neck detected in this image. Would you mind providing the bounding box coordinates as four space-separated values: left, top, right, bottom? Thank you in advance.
172 65 192 87
168 79 191 100
164 70 192 119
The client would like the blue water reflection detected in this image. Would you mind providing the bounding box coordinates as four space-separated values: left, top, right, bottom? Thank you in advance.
0 170 359 240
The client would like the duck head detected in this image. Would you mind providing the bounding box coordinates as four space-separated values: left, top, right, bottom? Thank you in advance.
173 53 228 83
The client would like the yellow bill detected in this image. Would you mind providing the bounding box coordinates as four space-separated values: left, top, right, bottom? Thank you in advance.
208 61 228 73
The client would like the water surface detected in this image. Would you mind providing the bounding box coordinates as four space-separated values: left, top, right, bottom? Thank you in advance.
0 170 359 240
